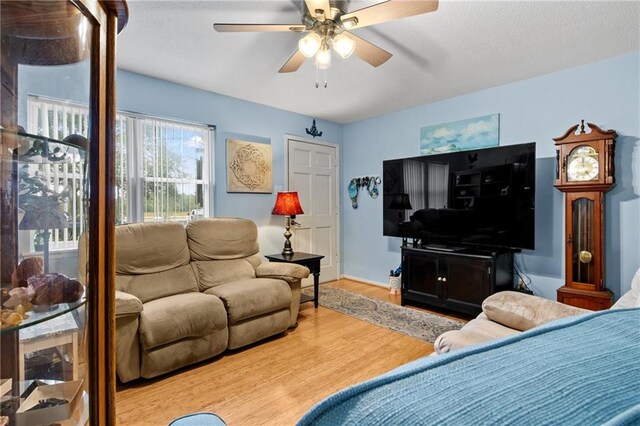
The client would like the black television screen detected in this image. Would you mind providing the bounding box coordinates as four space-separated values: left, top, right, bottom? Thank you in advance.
383 142 536 250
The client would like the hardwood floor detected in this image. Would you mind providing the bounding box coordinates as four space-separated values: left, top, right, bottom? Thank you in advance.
115 279 449 425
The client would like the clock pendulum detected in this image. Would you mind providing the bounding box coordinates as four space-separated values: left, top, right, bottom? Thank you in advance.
553 120 616 310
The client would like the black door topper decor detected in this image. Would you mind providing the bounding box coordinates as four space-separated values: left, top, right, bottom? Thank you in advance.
305 119 323 138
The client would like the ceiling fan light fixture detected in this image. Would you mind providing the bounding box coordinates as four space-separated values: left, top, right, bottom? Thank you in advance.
314 45 332 69
341 16 358 29
298 32 322 58
331 33 355 59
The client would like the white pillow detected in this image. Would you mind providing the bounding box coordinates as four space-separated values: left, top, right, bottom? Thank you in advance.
610 268 640 309
631 267 640 307
632 267 640 292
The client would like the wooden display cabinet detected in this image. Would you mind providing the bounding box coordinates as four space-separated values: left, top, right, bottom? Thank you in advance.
0 1 128 423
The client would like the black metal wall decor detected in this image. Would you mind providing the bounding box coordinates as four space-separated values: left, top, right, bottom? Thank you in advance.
305 119 323 138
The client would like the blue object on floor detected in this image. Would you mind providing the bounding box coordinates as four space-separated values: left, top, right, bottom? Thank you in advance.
169 412 226 426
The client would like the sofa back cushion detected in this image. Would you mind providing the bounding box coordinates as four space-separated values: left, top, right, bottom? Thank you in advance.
116 265 199 304
116 222 191 274
115 222 197 303
186 218 259 260
191 254 262 291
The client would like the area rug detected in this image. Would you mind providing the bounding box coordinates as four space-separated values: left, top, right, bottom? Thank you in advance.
302 286 465 343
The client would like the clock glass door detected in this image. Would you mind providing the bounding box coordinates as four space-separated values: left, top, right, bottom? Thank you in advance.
566 145 599 182
570 196 595 286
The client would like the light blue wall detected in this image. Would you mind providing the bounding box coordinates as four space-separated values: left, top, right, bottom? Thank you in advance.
341 51 640 300
17 65 343 257
115 71 343 254
19 52 639 299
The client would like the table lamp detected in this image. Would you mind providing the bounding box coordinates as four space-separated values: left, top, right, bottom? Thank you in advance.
272 191 304 256
389 193 412 247
389 193 412 219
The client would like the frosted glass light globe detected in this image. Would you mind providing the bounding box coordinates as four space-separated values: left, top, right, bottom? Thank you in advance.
332 33 355 59
298 33 322 58
314 47 332 69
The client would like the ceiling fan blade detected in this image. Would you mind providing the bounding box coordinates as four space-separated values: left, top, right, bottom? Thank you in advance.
341 0 438 29
305 0 331 19
213 24 306 32
347 32 392 67
279 49 307 73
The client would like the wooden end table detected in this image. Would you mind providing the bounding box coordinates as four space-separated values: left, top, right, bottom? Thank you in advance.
265 252 324 308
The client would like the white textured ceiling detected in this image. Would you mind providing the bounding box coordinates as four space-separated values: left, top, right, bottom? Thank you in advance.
117 1 640 124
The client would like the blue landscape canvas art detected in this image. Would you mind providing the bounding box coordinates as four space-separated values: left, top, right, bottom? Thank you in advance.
420 114 499 155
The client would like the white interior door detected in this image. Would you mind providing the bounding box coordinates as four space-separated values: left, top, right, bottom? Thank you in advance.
288 138 339 284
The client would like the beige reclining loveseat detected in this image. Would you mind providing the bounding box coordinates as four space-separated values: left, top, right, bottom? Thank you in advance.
113 218 309 382
434 268 640 355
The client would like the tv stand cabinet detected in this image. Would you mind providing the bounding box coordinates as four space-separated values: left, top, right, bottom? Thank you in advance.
401 246 513 316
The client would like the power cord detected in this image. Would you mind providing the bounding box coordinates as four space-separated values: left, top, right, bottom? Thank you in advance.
514 253 533 293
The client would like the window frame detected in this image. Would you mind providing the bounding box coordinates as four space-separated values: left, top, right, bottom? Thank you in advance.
26 95 215 251
120 111 215 224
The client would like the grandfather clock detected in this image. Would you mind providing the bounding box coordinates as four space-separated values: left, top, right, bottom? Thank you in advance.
554 120 616 310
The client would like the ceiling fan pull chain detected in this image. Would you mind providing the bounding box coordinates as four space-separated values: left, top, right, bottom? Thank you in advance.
324 69 328 88
315 64 320 88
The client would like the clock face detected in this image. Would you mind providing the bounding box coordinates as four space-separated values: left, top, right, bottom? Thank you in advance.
567 145 599 182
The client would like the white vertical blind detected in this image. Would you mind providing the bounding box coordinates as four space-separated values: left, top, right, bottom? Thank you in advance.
427 163 449 209
141 118 209 223
403 159 428 221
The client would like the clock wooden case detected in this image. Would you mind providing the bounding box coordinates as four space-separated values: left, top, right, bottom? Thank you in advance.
553 121 616 310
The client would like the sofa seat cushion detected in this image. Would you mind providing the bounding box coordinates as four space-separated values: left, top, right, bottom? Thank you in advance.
139 293 227 350
204 278 291 324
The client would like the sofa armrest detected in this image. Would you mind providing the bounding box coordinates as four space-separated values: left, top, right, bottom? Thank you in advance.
256 262 310 283
482 291 589 332
115 290 143 317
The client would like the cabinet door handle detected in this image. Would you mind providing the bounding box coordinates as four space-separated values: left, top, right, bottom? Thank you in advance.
442 277 447 282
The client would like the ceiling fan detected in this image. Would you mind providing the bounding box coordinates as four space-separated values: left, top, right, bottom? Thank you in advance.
214 0 438 86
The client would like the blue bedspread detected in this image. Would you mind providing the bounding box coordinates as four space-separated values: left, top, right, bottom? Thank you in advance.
299 308 640 425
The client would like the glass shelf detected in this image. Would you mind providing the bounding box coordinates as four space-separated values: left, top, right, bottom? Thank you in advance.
0 297 86 335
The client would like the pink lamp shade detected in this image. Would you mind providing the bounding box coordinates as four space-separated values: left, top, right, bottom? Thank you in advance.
272 192 304 216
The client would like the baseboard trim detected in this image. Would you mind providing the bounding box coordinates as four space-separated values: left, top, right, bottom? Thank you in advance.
340 275 389 288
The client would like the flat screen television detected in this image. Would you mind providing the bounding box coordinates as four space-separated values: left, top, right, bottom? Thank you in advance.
383 142 536 250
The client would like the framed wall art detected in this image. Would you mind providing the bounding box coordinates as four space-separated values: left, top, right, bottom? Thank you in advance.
226 138 273 193
420 114 500 155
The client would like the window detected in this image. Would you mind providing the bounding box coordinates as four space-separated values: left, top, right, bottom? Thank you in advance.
27 96 214 250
